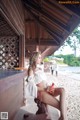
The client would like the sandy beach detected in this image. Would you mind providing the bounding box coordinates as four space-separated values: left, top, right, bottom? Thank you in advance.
47 71 80 120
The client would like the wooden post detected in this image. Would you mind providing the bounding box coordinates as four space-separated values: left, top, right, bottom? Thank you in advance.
19 35 25 67
36 45 39 52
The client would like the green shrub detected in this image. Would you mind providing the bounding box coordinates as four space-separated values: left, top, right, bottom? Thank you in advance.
43 57 49 62
54 54 80 66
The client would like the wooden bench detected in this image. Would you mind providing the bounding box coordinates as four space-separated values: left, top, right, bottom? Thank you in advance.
23 98 47 119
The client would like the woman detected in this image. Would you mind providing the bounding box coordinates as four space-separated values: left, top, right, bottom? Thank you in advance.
27 51 67 120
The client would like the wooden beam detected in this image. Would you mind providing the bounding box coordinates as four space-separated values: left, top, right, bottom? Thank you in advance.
44 0 71 17
25 39 58 46
0 0 24 35
19 35 25 67
63 4 80 17
23 0 70 32
41 46 55 59
50 0 80 17
0 8 20 35
25 19 34 22
64 16 80 41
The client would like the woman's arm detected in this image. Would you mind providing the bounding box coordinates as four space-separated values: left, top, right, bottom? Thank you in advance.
37 81 55 93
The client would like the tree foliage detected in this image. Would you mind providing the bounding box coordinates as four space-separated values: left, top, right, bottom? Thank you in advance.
43 57 50 62
54 54 80 66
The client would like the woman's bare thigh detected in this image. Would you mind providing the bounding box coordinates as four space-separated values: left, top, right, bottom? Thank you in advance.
41 91 60 110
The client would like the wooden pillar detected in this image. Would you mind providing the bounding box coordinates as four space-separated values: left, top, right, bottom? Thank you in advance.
19 35 25 67
36 45 39 52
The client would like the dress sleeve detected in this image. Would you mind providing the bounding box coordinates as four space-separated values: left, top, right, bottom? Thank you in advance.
34 70 47 85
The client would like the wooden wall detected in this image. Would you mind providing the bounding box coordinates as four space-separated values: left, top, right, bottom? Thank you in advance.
0 71 26 120
0 0 25 67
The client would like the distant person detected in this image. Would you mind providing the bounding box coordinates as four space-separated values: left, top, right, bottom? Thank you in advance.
50 60 58 76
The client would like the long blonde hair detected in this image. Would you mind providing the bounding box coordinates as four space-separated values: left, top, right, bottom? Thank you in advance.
27 51 41 77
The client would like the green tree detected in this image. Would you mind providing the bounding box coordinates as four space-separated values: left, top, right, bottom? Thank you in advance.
54 54 80 66
43 57 49 62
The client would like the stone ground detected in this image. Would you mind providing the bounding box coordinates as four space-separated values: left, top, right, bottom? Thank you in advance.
14 72 80 120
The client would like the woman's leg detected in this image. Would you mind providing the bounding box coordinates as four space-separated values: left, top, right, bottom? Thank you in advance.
41 88 67 120
37 91 60 119
52 88 67 120
41 91 60 110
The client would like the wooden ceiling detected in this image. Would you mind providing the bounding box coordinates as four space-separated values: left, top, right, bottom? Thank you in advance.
23 0 80 57
0 0 80 58
0 12 17 36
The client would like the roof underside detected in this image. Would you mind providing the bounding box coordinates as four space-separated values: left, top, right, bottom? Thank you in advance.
0 0 80 58
23 0 80 56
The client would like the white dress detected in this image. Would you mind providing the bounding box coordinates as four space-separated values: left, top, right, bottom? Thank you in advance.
25 67 46 96
25 75 37 98
34 70 47 85
25 66 51 98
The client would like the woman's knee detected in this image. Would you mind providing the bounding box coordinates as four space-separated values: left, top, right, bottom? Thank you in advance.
59 88 65 94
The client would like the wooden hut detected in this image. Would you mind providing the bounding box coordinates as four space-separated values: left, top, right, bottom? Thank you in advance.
0 0 80 119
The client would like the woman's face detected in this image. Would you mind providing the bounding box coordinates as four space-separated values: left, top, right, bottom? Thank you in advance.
36 54 42 64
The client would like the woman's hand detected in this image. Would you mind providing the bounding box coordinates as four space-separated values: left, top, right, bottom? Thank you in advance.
46 84 55 94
